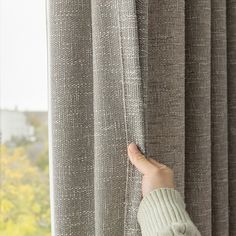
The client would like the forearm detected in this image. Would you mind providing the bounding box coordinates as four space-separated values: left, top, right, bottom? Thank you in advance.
137 188 201 236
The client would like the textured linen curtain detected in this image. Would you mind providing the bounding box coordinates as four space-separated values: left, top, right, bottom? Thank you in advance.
47 0 236 235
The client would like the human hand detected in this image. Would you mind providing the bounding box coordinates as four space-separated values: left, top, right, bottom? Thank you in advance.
127 143 175 197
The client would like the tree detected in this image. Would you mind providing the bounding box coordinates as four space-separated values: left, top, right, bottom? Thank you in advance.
0 145 51 236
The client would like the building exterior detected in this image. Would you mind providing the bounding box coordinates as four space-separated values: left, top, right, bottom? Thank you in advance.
0 109 35 143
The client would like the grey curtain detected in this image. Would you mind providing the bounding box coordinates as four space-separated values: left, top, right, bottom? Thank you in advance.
47 0 236 235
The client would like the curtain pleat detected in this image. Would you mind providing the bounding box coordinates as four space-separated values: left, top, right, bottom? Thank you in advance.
211 0 229 235
185 0 212 235
47 1 95 235
91 1 145 234
227 1 236 235
47 0 236 235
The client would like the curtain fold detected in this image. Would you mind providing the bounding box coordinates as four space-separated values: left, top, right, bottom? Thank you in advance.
185 1 212 234
47 0 236 235
228 1 236 235
91 1 145 234
211 0 228 235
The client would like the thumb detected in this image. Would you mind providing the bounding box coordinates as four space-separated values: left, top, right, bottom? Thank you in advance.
127 143 156 175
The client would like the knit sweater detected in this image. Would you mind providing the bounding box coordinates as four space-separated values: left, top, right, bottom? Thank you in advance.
137 188 201 236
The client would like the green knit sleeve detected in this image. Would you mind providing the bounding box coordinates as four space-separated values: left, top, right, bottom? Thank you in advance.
137 188 201 236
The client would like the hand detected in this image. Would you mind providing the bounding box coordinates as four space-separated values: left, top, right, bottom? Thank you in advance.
127 143 175 197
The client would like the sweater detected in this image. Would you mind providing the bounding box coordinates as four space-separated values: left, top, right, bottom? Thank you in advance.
137 188 201 236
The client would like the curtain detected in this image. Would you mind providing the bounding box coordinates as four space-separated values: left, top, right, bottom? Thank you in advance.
46 0 236 235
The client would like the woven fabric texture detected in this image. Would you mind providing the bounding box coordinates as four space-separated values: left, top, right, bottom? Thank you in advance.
47 0 236 235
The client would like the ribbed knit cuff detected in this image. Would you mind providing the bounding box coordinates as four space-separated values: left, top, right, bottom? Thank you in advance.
137 188 195 235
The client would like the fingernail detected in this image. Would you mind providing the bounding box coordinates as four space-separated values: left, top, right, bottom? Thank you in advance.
128 143 139 154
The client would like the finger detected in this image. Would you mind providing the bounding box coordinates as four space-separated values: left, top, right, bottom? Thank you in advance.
127 143 156 175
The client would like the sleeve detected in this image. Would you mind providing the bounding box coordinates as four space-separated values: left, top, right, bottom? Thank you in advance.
137 188 201 236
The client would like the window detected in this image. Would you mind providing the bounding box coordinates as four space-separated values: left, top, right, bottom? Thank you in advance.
0 0 50 235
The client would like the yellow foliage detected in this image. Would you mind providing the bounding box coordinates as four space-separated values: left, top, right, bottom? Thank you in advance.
1 199 14 214
0 144 51 235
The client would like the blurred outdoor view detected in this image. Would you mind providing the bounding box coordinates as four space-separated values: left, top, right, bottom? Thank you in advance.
0 0 50 235
1 110 50 235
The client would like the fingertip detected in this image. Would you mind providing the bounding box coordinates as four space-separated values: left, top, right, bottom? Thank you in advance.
128 142 140 154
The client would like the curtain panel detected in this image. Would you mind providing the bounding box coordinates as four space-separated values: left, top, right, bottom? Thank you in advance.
47 0 236 235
